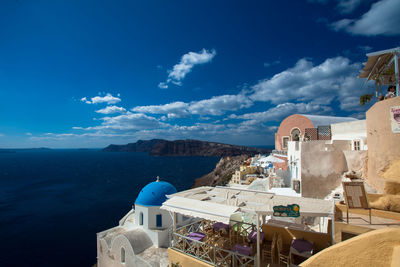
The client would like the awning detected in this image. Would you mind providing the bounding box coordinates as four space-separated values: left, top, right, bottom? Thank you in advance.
160 196 239 224
264 155 285 163
359 47 400 85
163 187 334 220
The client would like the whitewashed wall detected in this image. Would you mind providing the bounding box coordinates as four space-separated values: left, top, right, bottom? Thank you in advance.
331 120 367 150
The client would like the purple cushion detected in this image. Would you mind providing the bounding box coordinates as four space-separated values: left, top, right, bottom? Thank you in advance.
291 239 313 253
248 230 265 243
232 244 252 256
188 232 205 238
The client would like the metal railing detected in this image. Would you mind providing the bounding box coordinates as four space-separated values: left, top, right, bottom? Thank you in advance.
171 220 256 267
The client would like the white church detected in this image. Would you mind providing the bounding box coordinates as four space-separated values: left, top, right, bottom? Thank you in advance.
96 177 188 267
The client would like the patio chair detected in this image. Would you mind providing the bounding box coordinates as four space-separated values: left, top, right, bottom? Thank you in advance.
262 232 276 264
229 229 237 245
277 234 290 267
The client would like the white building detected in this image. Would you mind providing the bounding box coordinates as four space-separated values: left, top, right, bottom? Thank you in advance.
286 119 368 197
97 178 188 267
331 119 367 151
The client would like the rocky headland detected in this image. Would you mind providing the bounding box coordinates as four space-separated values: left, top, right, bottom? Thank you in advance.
103 139 270 157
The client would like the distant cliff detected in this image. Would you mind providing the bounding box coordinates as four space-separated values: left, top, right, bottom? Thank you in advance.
103 139 270 157
192 155 250 187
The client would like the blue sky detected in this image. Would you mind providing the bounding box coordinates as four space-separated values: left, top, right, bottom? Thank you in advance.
0 0 399 148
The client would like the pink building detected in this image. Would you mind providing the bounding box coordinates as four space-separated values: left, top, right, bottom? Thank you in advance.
274 114 357 151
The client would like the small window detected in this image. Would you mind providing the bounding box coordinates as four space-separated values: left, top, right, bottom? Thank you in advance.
293 180 301 194
353 140 360 151
121 247 126 263
156 214 162 227
282 137 289 149
139 212 143 225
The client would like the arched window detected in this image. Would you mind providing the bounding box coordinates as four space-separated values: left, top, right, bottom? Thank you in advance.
139 212 143 225
291 128 301 141
121 247 126 263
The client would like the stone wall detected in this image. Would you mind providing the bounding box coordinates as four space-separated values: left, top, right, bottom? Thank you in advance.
366 97 400 193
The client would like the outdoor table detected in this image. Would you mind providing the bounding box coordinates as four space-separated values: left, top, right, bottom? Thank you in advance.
290 238 313 262
247 230 265 244
232 244 252 256
213 222 230 231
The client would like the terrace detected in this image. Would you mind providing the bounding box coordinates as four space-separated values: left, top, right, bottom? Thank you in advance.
163 186 335 267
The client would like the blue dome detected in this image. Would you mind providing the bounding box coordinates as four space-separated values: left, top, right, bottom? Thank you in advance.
135 181 177 206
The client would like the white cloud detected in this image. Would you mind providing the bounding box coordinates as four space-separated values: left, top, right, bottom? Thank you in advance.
309 0 362 14
26 132 32 136
132 94 253 118
159 49 216 88
0 133 3 137
95 105 126 114
358 45 373 52
230 102 331 123
83 112 166 131
158 82 168 89
29 132 138 141
264 60 280 67
188 94 253 116
132 101 190 118
250 56 369 111
81 93 121 104
337 0 362 14
331 0 400 36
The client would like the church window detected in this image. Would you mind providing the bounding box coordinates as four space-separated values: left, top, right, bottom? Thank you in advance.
139 212 143 225
121 247 126 263
156 214 162 227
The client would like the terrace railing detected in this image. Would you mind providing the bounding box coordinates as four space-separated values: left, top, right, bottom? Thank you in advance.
172 220 256 267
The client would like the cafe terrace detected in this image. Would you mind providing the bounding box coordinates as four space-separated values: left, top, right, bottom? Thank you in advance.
161 186 334 267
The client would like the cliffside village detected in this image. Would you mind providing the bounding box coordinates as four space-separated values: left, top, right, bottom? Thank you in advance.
96 48 400 267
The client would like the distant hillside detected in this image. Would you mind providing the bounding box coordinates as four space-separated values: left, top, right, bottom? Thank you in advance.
103 139 271 157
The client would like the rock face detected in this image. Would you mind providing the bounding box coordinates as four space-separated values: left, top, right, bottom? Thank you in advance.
192 155 249 187
103 139 270 157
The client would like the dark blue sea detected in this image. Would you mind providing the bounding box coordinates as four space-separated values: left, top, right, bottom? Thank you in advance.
0 149 219 267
